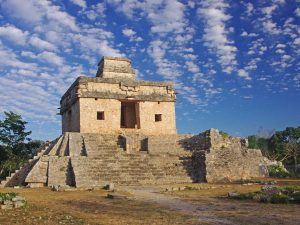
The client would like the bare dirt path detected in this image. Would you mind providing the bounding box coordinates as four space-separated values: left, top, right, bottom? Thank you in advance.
127 187 234 225
124 185 300 225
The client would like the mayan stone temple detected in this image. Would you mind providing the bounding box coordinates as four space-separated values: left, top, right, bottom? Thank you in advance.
1 57 276 188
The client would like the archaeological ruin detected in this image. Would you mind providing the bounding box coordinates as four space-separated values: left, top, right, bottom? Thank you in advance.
0 57 277 188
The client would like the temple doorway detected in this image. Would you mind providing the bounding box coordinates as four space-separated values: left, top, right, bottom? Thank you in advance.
120 101 140 129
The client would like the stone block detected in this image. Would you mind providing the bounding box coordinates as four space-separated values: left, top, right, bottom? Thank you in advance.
1 204 13 209
13 201 26 208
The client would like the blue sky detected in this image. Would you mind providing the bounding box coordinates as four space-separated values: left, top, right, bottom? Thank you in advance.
0 0 299 140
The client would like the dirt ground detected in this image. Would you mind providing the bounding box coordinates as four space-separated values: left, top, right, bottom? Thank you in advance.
0 178 299 225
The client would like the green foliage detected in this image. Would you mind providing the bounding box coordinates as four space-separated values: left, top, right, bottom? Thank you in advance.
268 165 290 178
0 111 44 179
235 192 257 200
270 194 289 204
0 145 9 162
269 126 300 170
290 192 300 203
23 140 45 157
0 111 32 154
248 125 300 173
253 193 270 203
279 186 300 195
248 135 258 148
0 192 17 201
228 186 300 204
247 135 270 153
0 155 28 178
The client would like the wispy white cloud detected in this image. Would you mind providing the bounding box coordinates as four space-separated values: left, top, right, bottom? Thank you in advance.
197 0 237 74
70 0 87 9
29 36 57 51
122 28 143 42
238 69 251 80
295 8 300 17
0 42 37 69
1 0 79 31
83 3 106 21
0 25 29 45
38 51 64 65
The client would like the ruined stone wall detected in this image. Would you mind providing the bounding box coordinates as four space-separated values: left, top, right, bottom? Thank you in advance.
186 129 271 183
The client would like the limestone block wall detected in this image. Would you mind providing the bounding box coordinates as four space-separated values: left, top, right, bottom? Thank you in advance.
186 129 271 182
62 100 80 133
139 101 176 135
79 98 121 133
78 98 176 135
96 57 136 79
81 80 175 101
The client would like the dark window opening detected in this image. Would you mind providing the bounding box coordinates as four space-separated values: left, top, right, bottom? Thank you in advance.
95 98 98 101
155 114 162 122
68 110 72 115
97 111 105 120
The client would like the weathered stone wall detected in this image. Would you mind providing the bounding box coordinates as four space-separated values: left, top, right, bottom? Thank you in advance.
61 100 80 133
65 98 177 135
96 57 136 80
80 98 121 133
139 101 176 135
187 129 271 182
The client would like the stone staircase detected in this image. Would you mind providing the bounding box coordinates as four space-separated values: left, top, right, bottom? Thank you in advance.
71 134 194 187
0 137 60 188
1 132 196 188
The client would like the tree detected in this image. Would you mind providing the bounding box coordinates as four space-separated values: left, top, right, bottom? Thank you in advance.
284 142 300 172
0 111 45 179
269 126 300 171
248 135 272 158
0 111 31 155
248 135 258 149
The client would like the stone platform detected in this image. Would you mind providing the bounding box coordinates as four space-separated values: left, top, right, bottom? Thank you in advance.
0 129 277 188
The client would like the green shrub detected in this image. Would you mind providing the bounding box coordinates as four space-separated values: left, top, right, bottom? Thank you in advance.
290 192 300 203
234 192 257 200
280 186 300 195
253 193 270 203
0 192 17 201
270 194 289 204
268 165 290 178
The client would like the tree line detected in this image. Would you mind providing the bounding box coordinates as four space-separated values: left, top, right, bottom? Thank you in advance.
248 126 300 172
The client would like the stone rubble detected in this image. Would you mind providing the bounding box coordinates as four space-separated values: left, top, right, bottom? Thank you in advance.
0 195 26 210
